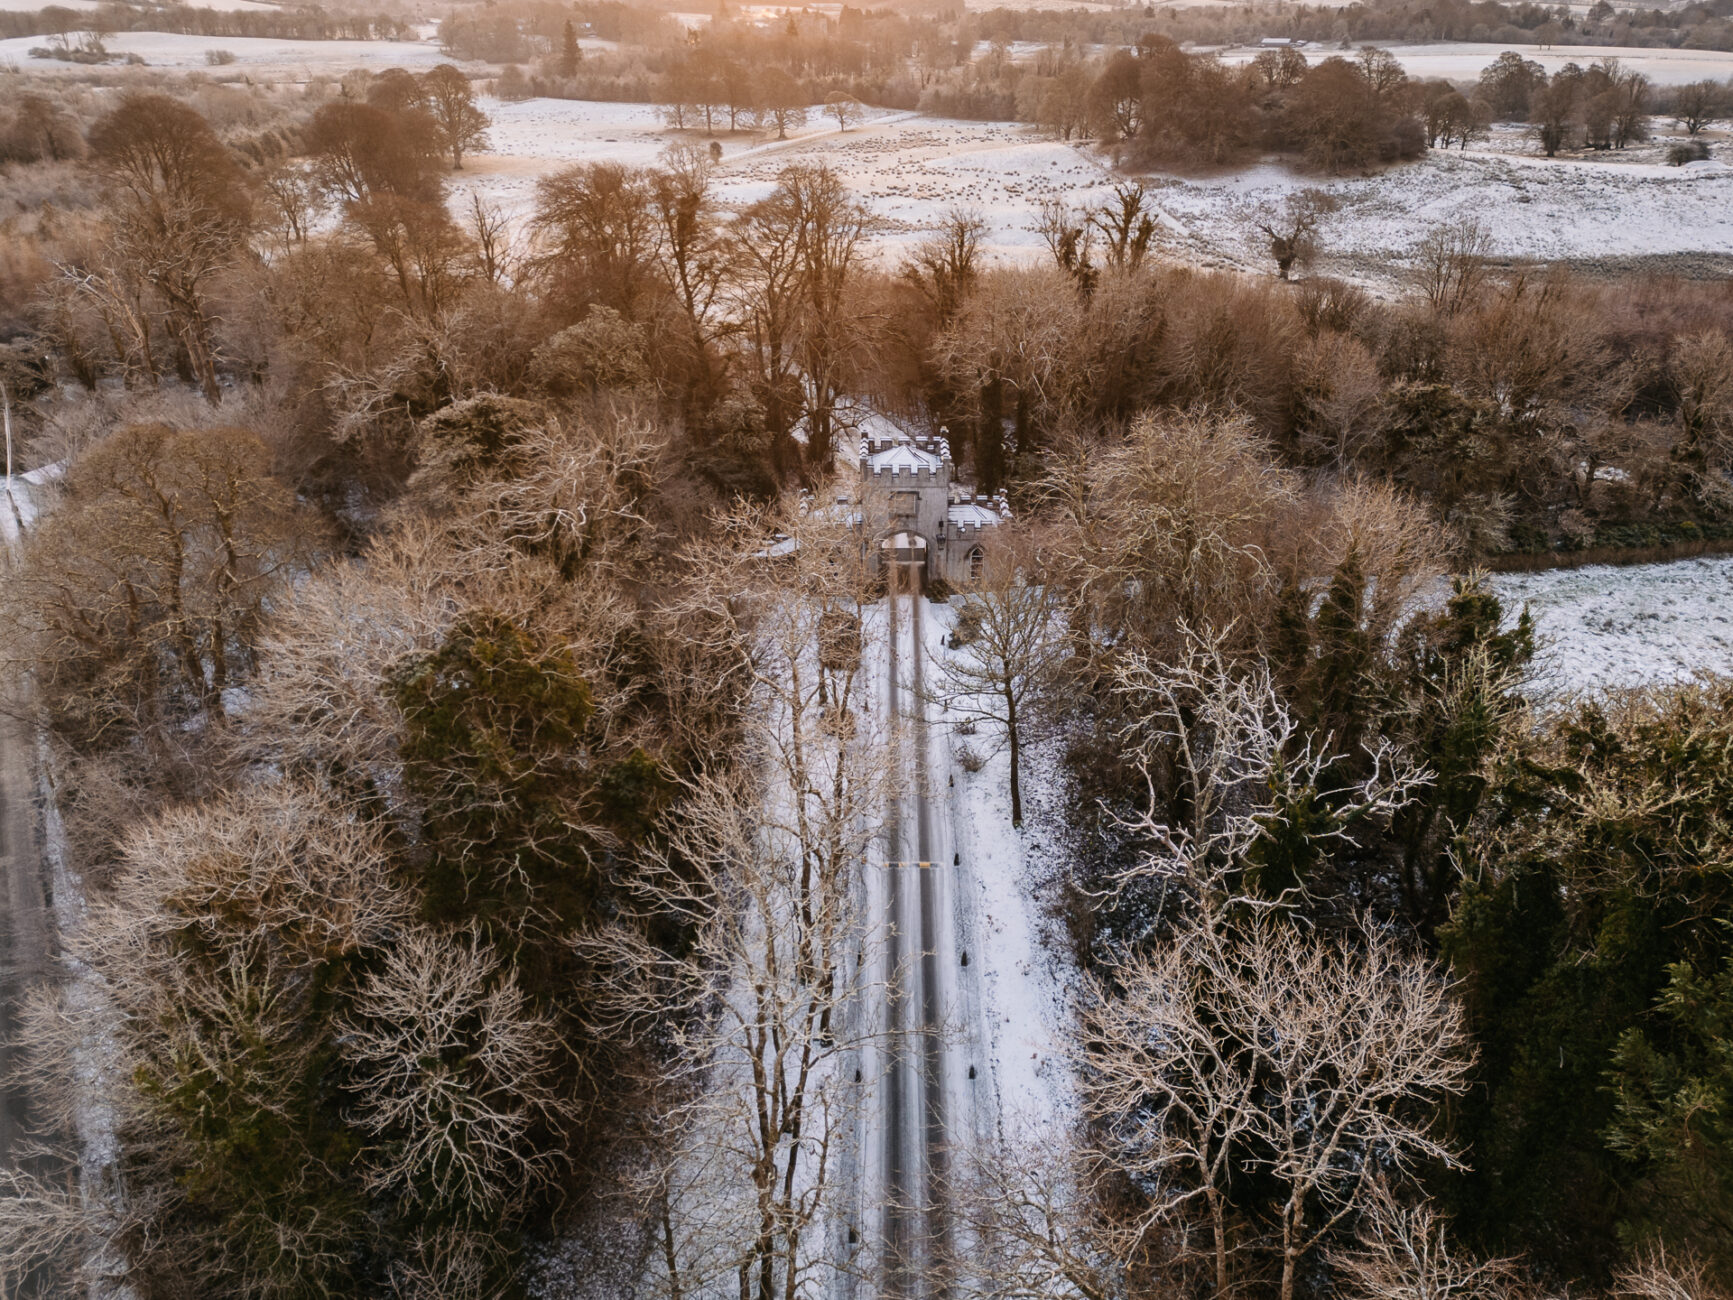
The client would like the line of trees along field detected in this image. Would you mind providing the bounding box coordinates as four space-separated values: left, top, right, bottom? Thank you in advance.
6 0 1733 53
0 2 417 44
439 0 1733 139
482 20 1728 172
0 62 1730 1299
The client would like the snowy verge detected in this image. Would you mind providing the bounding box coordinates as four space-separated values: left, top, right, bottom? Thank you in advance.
919 598 1077 1144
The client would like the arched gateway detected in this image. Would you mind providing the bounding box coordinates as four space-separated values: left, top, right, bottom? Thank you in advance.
878 530 930 570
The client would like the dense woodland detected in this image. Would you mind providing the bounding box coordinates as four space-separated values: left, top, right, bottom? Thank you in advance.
0 35 1729 1300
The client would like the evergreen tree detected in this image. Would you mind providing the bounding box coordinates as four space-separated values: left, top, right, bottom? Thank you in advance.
560 18 581 78
1442 680 1733 1279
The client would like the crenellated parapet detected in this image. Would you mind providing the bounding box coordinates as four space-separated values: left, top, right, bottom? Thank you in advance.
859 431 953 483
857 424 1006 583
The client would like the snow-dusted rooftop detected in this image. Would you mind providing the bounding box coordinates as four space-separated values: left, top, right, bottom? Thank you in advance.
947 501 1007 529
866 441 948 475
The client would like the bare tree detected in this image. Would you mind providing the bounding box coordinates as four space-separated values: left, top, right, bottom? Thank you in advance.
0 782 413 1298
587 500 893 1300
1327 1181 1522 1300
1248 923 1472 1300
1531 73 1579 156
1037 64 1095 141
305 100 444 208
1088 183 1159 274
732 165 876 470
1083 927 1261 1296
5 422 316 743
1034 197 1096 290
0 1165 114 1299
1039 409 1296 661
574 503 895 1299
420 63 491 169
1671 329 1733 505
934 530 1068 827
532 162 659 318
259 160 325 248
718 56 754 132
342 924 576 1227
824 92 862 132
347 191 471 315
649 146 735 389
52 258 162 388
1673 80 1724 135
581 759 889 1300
442 398 667 576
1609 68 1653 148
753 68 809 140
1295 329 1385 471
1616 1245 1731 1300
905 208 986 327
958 1121 1177 1300
1105 627 1429 917
466 192 519 285
729 175 806 461
1254 189 1338 281
931 266 1090 484
87 93 252 404
1088 919 1472 1300
1413 217 1492 317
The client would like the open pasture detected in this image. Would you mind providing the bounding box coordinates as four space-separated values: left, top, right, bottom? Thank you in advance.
451 97 1733 280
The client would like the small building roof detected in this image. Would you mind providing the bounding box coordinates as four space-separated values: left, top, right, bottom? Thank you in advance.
866 441 947 475
946 502 1004 529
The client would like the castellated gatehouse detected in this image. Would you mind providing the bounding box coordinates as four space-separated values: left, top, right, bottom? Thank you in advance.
854 426 1009 585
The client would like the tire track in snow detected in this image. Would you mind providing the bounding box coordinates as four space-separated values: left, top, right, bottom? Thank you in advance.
880 563 955 1300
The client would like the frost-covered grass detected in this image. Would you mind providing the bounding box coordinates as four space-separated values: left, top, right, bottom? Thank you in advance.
450 98 1733 278
0 28 471 75
455 103 1137 262
1152 130 1733 279
1488 554 1733 695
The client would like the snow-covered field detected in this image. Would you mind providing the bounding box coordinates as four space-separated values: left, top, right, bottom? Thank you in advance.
6 24 1730 275
452 100 1125 262
1152 134 1733 276
1488 554 1733 694
0 0 283 8
0 29 478 76
451 97 1733 275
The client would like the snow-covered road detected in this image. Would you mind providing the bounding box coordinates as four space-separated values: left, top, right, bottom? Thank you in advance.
856 564 1075 1300
873 565 969 1296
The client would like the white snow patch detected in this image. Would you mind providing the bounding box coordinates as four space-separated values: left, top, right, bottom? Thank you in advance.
1149 131 1733 276
1487 553 1733 694
0 28 467 76
922 598 1077 1140
449 101 1733 278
